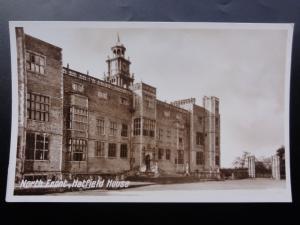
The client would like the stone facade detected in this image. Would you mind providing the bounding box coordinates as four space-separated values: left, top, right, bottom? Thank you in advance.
15 27 221 181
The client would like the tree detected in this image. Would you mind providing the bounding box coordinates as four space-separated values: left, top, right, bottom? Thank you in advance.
232 151 251 168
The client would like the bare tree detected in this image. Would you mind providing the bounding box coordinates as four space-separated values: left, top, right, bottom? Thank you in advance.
232 151 251 168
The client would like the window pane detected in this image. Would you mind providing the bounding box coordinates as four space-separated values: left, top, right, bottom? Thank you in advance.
40 57 45 66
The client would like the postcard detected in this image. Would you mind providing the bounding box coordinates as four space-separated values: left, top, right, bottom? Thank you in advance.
6 21 293 202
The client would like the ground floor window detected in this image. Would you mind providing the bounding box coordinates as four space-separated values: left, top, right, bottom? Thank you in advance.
95 141 105 157
68 139 87 161
25 132 49 160
165 149 171 160
158 148 164 160
120 144 128 158
177 150 184 164
196 151 204 165
108 143 117 157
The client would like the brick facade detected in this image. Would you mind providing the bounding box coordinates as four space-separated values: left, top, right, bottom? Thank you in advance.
15 27 221 181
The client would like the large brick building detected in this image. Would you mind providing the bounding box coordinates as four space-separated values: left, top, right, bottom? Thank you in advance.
15 27 221 182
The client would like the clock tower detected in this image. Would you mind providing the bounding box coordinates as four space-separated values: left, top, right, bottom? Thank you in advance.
104 34 134 89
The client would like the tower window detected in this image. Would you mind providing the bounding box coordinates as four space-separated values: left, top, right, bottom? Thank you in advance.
27 93 49 122
26 51 45 75
133 118 141 136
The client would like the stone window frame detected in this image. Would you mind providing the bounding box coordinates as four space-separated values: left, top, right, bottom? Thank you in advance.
133 118 141 136
96 118 105 136
25 132 49 161
196 132 205 146
67 138 87 161
69 106 88 137
97 91 108 100
120 96 129 106
177 150 184 165
72 82 84 93
108 143 117 158
158 148 164 160
109 121 118 136
165 149 171 160
196 151 204 165
25 50 46 75
158 128 163 140
27 92 50 122
121 123 128 137
120 144 128 158
95 141 105 157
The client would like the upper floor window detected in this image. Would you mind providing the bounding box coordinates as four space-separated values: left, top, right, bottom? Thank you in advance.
166 130 171 138
27 93 49 122
25 132 49 160
133 118 141 136
143 118 155 137
158 128 163 140
72 82 84 92
96 118 105 135
120 97 129 106
144 94 155 109
179 137 183 146
164 111 170 117
68 106 88 136
109 121 117 136
196 132 204 145
121 124 128 137
198 116 203 125
98 91 108 100
26 51 45 75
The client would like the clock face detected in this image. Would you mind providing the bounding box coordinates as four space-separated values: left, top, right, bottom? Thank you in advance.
122 62 128 72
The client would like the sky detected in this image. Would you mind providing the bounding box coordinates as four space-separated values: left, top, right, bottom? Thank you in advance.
13 22 290 167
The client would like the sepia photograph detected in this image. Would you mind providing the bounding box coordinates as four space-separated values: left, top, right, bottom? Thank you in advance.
6 21 293 202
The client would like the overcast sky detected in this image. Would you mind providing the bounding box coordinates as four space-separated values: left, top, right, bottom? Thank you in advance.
14 22 290 167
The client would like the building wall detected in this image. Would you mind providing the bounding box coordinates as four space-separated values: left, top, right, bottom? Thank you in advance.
156 101 190 173
17 28 63 180
16 28 221 180
62 69 133 176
